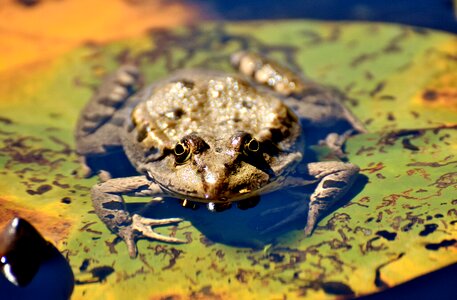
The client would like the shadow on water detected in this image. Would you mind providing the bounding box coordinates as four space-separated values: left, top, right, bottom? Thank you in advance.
127 173 368 249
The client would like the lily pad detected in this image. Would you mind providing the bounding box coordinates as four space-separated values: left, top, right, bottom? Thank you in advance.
0 21 456 299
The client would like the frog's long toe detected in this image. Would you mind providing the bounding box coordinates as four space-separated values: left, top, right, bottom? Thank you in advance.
131 214 185 243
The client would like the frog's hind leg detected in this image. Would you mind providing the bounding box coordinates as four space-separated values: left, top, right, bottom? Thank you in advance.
304 161 359 236
231 51 366 157
231 51 308 96
91 175 185 258
75 65 140 178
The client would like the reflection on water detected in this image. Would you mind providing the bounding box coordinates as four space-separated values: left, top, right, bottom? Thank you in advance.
132 173 367 249
137 189 311 249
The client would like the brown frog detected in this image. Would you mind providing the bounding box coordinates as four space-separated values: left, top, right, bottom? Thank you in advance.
75 52 365 258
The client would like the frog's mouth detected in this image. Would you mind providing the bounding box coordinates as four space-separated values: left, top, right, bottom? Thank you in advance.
157 178 281 204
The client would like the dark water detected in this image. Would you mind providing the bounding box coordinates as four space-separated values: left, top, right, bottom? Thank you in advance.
202 0 457 33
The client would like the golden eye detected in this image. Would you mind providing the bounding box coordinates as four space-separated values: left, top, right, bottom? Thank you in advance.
174 142 191 164
244 138 260 154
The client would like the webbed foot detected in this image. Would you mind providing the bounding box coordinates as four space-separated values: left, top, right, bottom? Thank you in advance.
120 214 185 258
90 175 187 258
304 161 359 236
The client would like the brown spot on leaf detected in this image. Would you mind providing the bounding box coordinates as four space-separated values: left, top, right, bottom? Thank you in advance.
362 162 385 173
26 184 52 195
377 189 415 209
380 129 424 146
379 95 395 100
408 160 457 168
350 53 378 67
16 0 40 7
235 268 259 284
104 239 118 254
151 246 183 271
188 285 224 300
52 179 70 189
200 236 215 246
361 237 387 254
28 177 46 183
422 90 438 101
215 249 225 260
410 111 420 118
387 112 395 121
432 172 457 189
407 168 431 180
369 81 385 97
0 116 13 125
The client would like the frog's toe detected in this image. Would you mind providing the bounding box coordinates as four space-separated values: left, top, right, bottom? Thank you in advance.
131 214 186 243
304 214 317 237
74 157 94 178
117 226 139 258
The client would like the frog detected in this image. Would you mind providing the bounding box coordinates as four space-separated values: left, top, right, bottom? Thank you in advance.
75 51 366 258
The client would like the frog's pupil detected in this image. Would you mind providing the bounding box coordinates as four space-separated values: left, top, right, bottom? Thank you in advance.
175 143 187 156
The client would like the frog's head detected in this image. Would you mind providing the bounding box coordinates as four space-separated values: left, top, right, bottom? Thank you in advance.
144 131 303 203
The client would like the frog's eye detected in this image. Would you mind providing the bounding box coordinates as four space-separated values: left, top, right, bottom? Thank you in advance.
173 133 209 164
174 142 191 164
185 133 209 154
243 138 260 155
230 132 261 156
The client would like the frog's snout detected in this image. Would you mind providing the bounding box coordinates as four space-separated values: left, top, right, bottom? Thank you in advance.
200 166 229 201
198 155 270 202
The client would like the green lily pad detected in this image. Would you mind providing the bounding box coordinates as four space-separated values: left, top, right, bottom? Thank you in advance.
0 21 456 299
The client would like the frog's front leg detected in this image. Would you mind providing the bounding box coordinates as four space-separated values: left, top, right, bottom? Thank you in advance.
304 161 359 235
91 176 184 258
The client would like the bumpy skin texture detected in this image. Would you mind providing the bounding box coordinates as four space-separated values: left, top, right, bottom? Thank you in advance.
75 52 364 258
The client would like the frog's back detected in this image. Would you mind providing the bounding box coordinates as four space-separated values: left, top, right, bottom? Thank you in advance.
126 70 302 166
